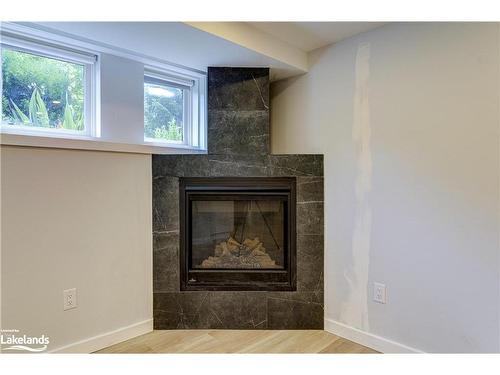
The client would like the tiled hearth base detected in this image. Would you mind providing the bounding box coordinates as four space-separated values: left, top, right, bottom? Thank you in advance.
154 291 324 329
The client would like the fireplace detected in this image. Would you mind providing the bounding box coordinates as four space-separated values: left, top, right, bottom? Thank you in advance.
153 68 323 329
180 177 296 291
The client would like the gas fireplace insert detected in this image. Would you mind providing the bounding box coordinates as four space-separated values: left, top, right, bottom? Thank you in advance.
179 177 297 291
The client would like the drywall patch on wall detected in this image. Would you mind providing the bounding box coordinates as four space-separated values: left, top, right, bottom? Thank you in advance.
340 43 372 330
271 22 500 352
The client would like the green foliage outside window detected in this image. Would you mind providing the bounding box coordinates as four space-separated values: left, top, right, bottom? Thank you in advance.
144 82 183 142
1 48 85 131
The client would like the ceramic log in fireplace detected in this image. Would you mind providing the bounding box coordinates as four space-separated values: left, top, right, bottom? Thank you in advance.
180 177 296 291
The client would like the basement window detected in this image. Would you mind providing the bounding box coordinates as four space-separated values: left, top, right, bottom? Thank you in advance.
1 23 207 153
144 69 205 149
1 34 98 137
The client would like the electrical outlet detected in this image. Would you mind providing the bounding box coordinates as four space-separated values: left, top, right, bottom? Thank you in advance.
63 288 77 311
373 282 387 304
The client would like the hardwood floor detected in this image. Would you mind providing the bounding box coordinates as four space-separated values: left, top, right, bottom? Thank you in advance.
96 330 378 354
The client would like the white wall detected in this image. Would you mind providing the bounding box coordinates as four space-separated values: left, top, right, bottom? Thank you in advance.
0 50 154 352
99 54 145 144
0 26 208 351
271 23 499 353
0 146 152 351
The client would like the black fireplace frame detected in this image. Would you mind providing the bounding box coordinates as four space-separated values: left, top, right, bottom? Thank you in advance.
179 177 297 291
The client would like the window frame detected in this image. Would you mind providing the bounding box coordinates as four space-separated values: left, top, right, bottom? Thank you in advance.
0 22 208 154
143 67 205 150
0 32 99 139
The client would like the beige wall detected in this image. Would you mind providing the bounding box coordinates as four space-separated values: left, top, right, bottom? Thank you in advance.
271 23 499 352
0 146 152 351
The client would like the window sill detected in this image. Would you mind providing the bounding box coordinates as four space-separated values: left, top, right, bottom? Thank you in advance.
0 133 207 155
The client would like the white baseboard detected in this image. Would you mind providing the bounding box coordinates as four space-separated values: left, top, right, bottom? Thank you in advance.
324 318 423 353
49 319 153 353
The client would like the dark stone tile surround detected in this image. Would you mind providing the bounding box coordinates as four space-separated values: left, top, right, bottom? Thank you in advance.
153 68 324 329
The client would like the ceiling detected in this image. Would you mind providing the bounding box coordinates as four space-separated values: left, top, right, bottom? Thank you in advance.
32 22 293 74
26 22 386 81
248 22 386 52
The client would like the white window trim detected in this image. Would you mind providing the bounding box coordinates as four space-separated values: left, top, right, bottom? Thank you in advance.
0 29 100 139
0 22 208 154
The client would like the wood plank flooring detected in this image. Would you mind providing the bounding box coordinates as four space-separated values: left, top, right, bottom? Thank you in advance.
96 330 378 354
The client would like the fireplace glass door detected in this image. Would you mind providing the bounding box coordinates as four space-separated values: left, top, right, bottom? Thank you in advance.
191 198 285 270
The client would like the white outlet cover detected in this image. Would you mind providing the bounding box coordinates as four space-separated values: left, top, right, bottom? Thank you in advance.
373 282 387 304
63 288 77 311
